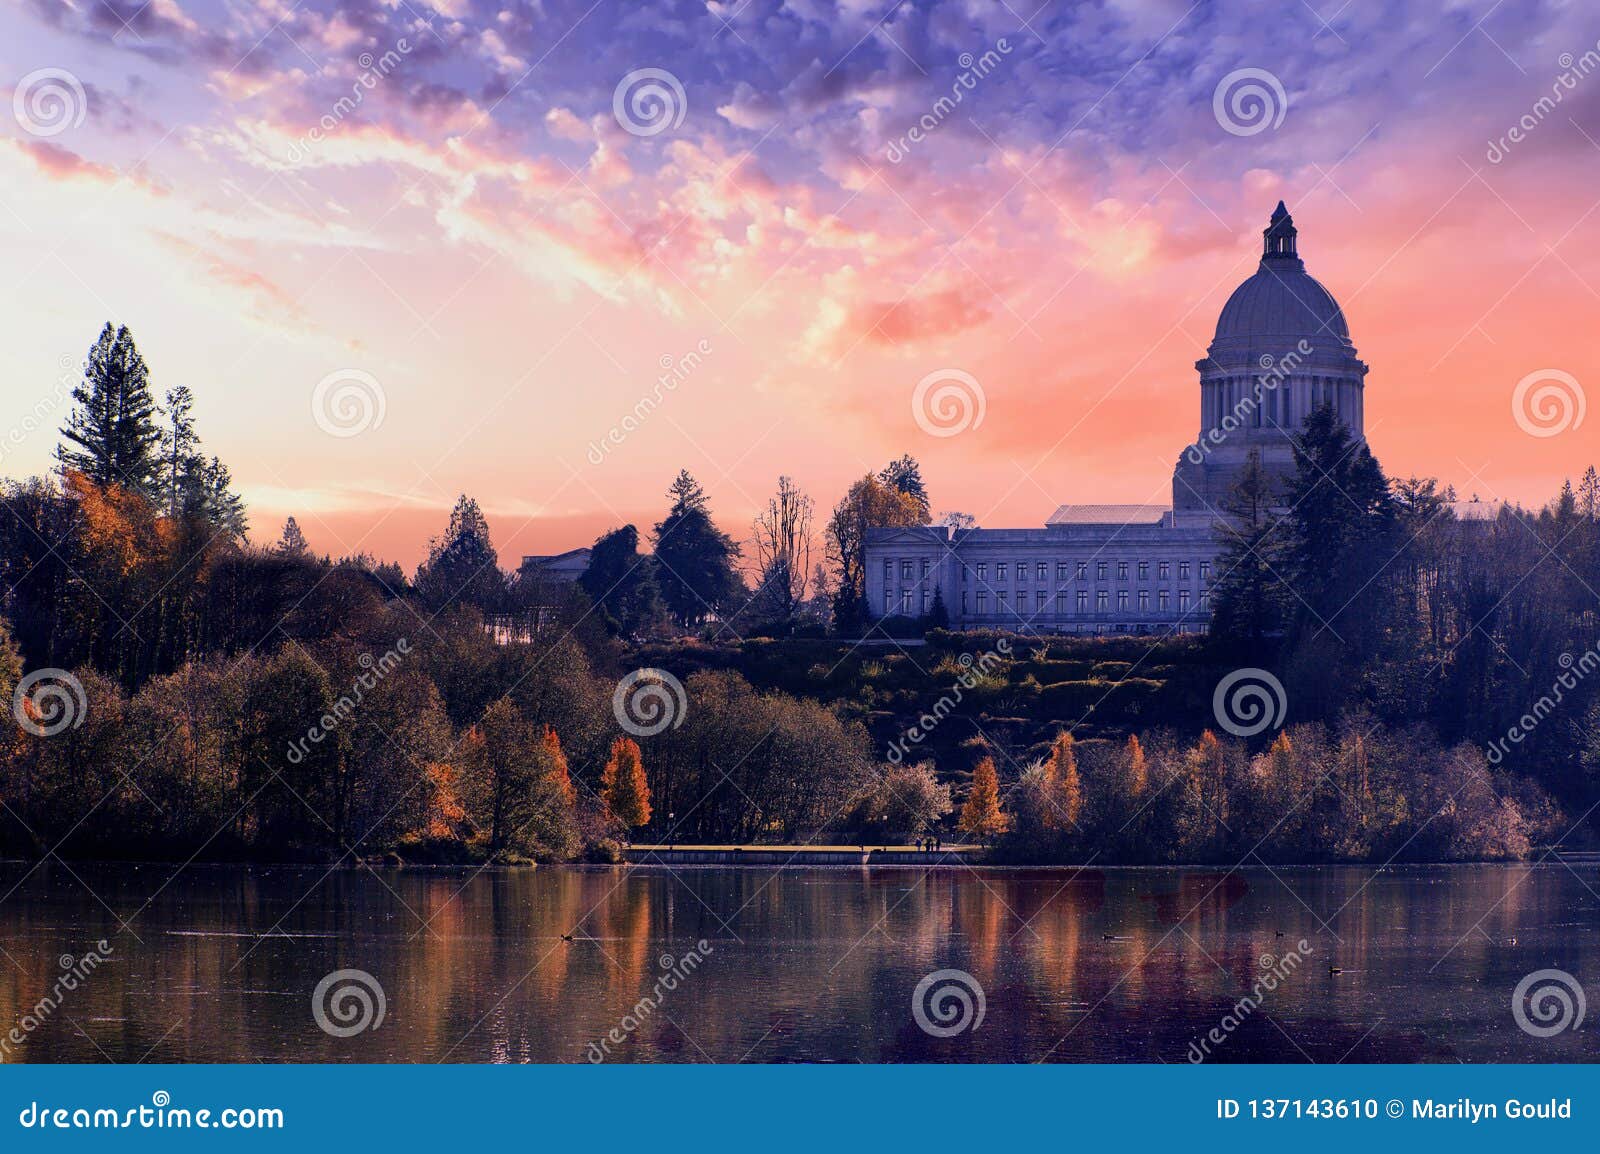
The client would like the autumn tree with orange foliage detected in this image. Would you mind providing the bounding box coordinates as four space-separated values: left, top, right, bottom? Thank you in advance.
602 736 652 833
419 762 469 842
541 725 578 808
1125 734 1148 798
958 755 1008 837
1042 731 1082 830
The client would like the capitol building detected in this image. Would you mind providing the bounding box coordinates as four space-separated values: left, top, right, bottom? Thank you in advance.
864 203 1371 636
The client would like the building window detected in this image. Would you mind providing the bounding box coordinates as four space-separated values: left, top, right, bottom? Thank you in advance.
1158 590 1170 610
1096 561 1107 580
1096 591 1108 611
1117 561 1128 580
1057 562 1070 581
1117 590 1129 610
998 592 1009 611
1015 562 1027 584
1138 561 1149 580
1179 589 1191 611
1037 562 1048 580
883 560 893 582
1076 591 1088 612
901 589 913 613
1036 590 1047 612
1158 561 1170 580
1179 561 1191 580
1200 591 1210 611
920 558 930 578
901 561 914 580
1076 561 1088 580
962 591 969 612
921 589 930 612
1199 561 1211 579
997 562 1008 581
1057 592 1068 612
884 590 895 614
1138 591 1149 611
976 562 988 581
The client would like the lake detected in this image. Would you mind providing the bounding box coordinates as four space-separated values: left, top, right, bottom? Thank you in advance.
0 861 1594 1063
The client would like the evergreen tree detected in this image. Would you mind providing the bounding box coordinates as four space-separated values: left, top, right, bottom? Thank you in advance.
200 457 248 541
601 736 652 831
1281 404 1397 659
925 585 950 630
162 385 200 516
1578 466 1599 520
579 524 665 637
1209 450 1286 646
415 495 504 613
651 470 741 629
58 323 164 495
878 454 932 522
277 516 310 557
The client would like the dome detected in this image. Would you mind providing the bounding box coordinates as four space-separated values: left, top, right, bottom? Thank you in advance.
1212 202 1351 344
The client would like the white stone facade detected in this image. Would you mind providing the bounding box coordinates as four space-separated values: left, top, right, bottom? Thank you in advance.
864 203 1367 636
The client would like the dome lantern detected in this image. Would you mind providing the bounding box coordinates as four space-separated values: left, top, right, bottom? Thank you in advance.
1263 200 1298 261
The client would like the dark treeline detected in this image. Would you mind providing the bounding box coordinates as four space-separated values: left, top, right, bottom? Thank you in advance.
1 325 1596 862
1202 407 1600 850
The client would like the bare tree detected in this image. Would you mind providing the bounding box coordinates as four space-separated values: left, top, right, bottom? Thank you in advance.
750 475 814 626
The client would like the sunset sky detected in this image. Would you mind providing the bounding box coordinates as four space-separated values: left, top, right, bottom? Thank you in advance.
1 0 1596 569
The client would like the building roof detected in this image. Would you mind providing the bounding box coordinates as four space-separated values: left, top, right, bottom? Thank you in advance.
1212 203 1351 345
1046 503 1171 526
520 547 592 568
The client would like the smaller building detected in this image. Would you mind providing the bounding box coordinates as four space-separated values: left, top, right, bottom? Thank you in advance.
519 547 591 583
866 505 1217 636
